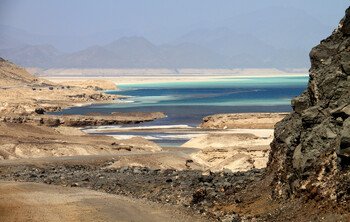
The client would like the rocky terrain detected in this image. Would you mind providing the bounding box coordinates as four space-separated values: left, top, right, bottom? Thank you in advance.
266 7 350 209
199 113 287 129
0 159 264 221
0 57 52 87
182 133 271 172
192 14 350 205
1 112 165 127
1 155 348 221
0 122 162 160
0 57 165 128
1 7 350 221
0 57 125 115
0 58 166 160
180 113 277 173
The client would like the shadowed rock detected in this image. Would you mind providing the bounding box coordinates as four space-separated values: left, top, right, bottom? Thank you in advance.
268 7 350 205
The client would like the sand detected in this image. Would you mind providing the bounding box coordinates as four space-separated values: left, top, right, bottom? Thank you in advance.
200 113 288 129
0 181 203 222
181 133 272 172
45 74 308 85
0 122 162 160
83 125 275 172
38 68 308 85
2 61 282 172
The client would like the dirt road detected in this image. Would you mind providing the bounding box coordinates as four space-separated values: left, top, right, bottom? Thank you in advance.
0 181 206 222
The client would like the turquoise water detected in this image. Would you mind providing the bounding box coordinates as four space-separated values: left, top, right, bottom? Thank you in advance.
117 76 308 88
56 76 308 146
103 76 309 108
59 76 308 126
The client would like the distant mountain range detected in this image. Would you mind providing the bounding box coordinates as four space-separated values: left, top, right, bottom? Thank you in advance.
0 34 309 69
0 36 228 69
0 7 332 69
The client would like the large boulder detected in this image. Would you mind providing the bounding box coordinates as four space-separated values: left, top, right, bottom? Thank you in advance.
268 7 350 206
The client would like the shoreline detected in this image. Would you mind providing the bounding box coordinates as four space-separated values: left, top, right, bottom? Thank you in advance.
44 73 308 85
84 126 274 138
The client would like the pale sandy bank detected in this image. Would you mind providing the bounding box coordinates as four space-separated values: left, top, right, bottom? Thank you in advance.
38 68 307 85
182 133 272 172
45 73 308 85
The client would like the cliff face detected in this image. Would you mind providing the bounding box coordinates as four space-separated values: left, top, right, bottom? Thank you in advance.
268 7 350 206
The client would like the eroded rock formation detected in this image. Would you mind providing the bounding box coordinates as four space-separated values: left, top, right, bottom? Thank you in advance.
0 122 162 160
199 113 287 129
268 7 350 208
0 58 120 115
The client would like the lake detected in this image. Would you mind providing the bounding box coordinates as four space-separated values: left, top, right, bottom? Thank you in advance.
56 76 308 146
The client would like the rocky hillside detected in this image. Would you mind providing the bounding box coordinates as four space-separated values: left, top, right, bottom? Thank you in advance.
0 57 121 114
0 57 52 87
268 6 350 209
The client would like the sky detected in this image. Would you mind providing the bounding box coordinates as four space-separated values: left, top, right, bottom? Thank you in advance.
1 0 349 37
0 0 349 68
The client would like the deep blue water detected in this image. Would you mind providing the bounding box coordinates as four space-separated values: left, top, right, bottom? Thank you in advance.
53 76 308 146
55 76 308 127
105 76 308 108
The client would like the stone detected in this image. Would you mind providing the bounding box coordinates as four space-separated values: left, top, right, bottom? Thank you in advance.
291 92 309 114
119 166 129 173
191 187 207 204
268 7 350 203
133 167 142 174
222 168 232 174
340 7 350 35
340 118 350 149
199 175 213 183
301 106 323 127
340 52 350 75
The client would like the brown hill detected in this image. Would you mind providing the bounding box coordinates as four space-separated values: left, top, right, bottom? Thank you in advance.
0 57 53 87
0 57 119 115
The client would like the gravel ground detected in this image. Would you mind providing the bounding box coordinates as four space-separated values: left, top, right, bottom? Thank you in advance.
0 160 263 221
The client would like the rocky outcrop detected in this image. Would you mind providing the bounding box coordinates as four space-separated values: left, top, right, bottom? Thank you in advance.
0 112 166 127
183 133 271 172
0 86 119 115
0 58 121 115
199 113 287 129
0 122 162 160
268 7 350 207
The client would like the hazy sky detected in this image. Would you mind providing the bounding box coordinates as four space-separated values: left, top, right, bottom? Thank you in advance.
1 0 349 37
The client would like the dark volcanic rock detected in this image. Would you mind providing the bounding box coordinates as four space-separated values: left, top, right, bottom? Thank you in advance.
0 162 264 221
268 7 350 207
